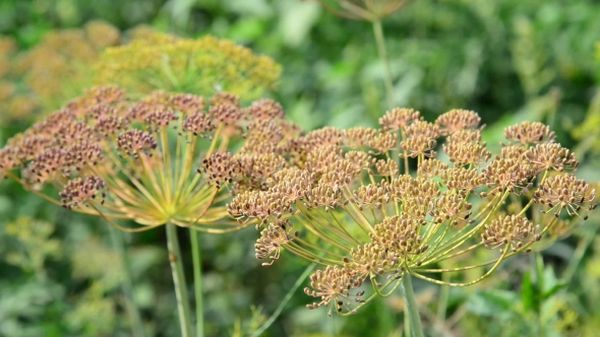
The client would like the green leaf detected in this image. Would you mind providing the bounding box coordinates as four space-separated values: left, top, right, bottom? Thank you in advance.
542 283 567 300
521 271 537 312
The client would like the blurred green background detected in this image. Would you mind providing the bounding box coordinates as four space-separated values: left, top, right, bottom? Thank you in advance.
1 0 600 336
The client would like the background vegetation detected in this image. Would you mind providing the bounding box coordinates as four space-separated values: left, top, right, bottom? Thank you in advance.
1 0 599 336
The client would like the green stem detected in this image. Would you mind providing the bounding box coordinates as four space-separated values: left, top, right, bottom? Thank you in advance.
250 263 316 337
190 229 204 337
166 224 193 337
108 225 146 337
404 312 411 337
402 275 425 337
436 285 449 323
372 19 394 107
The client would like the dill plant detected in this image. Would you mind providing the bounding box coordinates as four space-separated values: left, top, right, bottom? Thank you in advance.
0 86 298 337
0 27 290 337
229 108 596 336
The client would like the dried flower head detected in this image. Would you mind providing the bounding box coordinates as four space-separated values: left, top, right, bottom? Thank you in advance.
1 87 293 232
379 107 421 131
374 158 399 176
535 173 596 216
525 143 578 173
401 121 440 158
304 266 363 314
431 190 472 226
482 215 539 250
343 243 397 287
435 109 481 135
504 121 555 144
371 216 423 256
444 132 490 166
255 222 295 266
442 167 484 192
201 152 241 188
290 127 345 164
232 107 595 315
483 155 535 196
60 176 106 209
417 158 448 178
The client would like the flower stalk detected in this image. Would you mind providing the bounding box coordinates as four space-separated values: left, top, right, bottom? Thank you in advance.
166 224 193 337
372 19 394 106
402 275 424 337
250 263 317 337
190 229 204 337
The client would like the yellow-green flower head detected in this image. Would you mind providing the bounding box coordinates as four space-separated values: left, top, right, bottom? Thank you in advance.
0 86 299 233
93 31 282 100
230 108 596 315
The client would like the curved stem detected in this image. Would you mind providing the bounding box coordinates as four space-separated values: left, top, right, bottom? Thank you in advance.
339 277 401 316
250 263 316 337
402 275 425 337
166 224 193 337
190 229 204 337
372 19 394 107
412 245 509 287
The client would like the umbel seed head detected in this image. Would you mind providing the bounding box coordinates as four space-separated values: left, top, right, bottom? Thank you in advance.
0 85 296 231
231 104 596 314
482 214 539 250
535 173 596 216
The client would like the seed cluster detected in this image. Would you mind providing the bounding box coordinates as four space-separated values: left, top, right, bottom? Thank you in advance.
535 174 596 216
304 266 364 314
1 86 294 230
201 152 240 188
117 130 158 158
60 176 106 209
255 222 295 266
505 121 555 144
482 215 539 250
229 106 596 313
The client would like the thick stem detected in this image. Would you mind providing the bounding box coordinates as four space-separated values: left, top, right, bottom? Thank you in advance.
190 229 204 337
402 275 425 337
250 263 316 337
372 19 394 107
108 226 146 337
166 224 193 337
